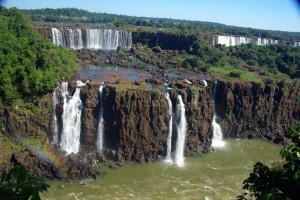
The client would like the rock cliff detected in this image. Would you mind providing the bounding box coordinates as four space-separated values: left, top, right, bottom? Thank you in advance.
79 81 214 163
215 80 300 144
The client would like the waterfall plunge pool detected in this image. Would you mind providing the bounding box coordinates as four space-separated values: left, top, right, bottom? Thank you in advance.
43 139 280 199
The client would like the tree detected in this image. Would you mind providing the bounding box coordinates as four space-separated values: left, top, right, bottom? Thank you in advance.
238 127 300 199
0 165 49 200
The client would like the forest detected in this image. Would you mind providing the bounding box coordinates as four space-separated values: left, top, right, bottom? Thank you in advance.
22 8 300 42
19 8 300 83
0 7 79 106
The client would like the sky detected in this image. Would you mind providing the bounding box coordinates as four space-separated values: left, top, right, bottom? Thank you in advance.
1 0 300 32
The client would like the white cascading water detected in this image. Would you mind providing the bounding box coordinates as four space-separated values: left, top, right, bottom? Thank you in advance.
214 35 281 47
211 81 226 148
68 29 83 49
52 87 59 144
214 35 252 46
52 82 69 143
164 92 173 163
211 115 226 148
86 29 132 50
60 87 83 154
96 85 105 152
174 95 187 167
51 28 132 50
51 28 64 47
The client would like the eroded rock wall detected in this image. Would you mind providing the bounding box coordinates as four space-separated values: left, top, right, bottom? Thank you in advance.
215 80 300 144
79 83 214 162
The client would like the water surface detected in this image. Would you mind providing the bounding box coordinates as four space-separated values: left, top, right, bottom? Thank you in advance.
72 65 152 82
43 139 280 200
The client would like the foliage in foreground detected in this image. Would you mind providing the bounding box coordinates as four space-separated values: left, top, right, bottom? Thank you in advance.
0 165 49 200
239 127 300 199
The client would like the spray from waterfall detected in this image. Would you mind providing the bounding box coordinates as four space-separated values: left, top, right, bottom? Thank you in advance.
96 85 105 152
211 81 226 148
60 86 83 154
174 95 187 167
164 92 173 163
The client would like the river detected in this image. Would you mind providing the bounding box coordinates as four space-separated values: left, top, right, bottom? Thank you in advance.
42 139 281 199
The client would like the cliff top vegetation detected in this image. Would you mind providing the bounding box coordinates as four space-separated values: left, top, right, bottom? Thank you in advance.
21 8 300 42
0 7 79 106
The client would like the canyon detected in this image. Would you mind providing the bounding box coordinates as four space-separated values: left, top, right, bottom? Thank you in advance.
1 26 300 180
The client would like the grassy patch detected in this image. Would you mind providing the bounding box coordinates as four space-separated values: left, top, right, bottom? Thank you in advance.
208 66 263 83
0 134 22 158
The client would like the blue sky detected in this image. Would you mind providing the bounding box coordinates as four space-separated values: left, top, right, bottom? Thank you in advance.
2 0 300 32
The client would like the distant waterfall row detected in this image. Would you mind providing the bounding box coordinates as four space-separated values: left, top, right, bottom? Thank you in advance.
164 93 187 167
213 35 281 46
51 28 132 50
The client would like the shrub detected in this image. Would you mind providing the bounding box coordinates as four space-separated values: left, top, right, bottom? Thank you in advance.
239 127 300 199
229 71 241 78
0 165 49 200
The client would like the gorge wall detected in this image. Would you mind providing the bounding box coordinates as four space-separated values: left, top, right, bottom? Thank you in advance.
53 80 299 163
214 81 300 144
79 83 214 163
2 79 300 177
132 31 197 51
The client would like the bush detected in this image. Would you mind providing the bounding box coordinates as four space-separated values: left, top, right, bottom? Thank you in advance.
0 8 79 106
239 127 300 199
0 165 49 200
229 71 241 78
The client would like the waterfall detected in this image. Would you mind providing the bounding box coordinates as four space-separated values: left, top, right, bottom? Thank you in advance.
174 95 187 167
60 87 83 154
51 28 64 46
213 35 283 47
214 35 252 46
211 81 226 148
52 87 59 144
52 82 69 144
51 28 132 50
213 80 217 102
96 85 105 152
86 29 132 50
257 38 262 45
211 115 226 148
164 92 173 163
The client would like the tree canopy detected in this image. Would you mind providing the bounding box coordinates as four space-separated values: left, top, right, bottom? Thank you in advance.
0 7 79 105
239 127 300 199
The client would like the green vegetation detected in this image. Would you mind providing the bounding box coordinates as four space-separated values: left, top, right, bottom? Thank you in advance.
0 165 49 200
15 8 300 83
0 7 79 106
239 127 300 199
22 8 300 42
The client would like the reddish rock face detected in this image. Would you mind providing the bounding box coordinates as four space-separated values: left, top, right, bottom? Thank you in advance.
214 80 300 144
79 82 215 163
79 80 300 163
2 79 300 179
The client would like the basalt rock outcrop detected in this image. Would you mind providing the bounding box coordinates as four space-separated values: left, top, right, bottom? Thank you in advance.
132 31 196 51
79 81 214 163
214 80 300 144
2 75 300 179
